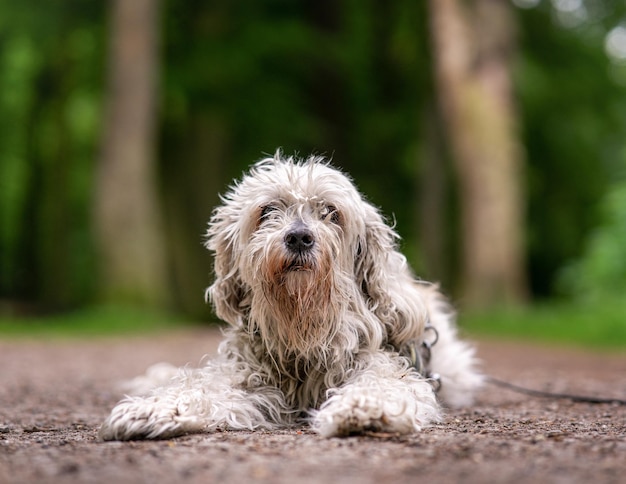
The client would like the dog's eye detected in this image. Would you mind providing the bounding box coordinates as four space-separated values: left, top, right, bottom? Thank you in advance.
322 205 341 225
260 205 278 221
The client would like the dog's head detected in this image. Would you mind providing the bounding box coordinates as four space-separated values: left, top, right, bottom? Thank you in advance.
206 152 426 354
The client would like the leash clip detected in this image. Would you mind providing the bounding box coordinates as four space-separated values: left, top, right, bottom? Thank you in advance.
404 323 441 392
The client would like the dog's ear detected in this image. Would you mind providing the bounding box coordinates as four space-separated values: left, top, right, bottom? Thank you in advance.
355 208 428 345
354 211 397 308
205 206 247 327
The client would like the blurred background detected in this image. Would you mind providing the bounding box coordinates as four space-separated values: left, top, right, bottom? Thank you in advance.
0 0 625 343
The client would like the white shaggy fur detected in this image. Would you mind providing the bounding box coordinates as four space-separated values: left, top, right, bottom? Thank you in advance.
99 152 482 441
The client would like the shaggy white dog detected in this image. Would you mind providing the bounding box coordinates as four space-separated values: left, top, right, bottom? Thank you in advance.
99 152 482 441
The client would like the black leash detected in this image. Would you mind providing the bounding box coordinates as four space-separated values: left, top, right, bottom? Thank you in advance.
405 325 626 405
485 375 626 405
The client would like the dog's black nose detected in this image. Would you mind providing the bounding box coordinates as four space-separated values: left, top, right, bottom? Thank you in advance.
285 227 315 253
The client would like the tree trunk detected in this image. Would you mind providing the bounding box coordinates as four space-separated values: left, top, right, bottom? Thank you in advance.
418 103 451 288
94 0 167 306
162 112 228 319
428 0 527 307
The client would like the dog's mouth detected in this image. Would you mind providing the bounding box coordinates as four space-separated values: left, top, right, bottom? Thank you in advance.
285 258 314 273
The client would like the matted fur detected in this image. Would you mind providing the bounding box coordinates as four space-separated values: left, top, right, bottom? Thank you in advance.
99 152 482 441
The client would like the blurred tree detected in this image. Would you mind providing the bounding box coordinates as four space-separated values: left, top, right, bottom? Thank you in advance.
159 1 235 318
417 102 453 288
159 0 335 317
559 181 626 300
2 0 624 318
541 0 626 301
94 0 167 306
516 1 626 298
0 1 103 312
429 0 527 307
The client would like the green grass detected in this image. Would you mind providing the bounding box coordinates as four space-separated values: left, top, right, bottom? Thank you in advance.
0 305 200 339
462 300 626 349
1 301 625 350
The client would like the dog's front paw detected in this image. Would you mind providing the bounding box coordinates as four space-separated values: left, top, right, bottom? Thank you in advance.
313 393 407 437
312 383 440 438
98 396 189 441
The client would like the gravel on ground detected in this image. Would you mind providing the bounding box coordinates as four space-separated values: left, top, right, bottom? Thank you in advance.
1 328 625 484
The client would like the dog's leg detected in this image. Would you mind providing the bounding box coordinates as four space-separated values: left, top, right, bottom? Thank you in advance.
312 352 441 437
99 362 285 441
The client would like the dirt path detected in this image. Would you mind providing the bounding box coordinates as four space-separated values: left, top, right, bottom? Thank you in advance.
1 328 625 484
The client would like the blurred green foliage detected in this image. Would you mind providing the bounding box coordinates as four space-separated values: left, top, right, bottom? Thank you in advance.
0 304 188 338
0 0 104 310
1 301 624 349
0 0 625 322
559 181 626 300
517 3 626 297
464 300 626 349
